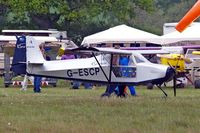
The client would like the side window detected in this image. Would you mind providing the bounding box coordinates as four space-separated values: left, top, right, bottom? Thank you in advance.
112 54 119 66
112 54 136 78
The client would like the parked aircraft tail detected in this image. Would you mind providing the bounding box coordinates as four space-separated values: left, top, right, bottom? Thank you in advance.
11 36 45 75
176 0 200 32
26 36 45 64
11 36 27 75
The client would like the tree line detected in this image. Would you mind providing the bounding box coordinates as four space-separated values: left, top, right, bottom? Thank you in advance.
0 0 197 44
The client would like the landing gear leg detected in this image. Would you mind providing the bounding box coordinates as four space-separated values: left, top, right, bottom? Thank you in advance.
156 85 168 97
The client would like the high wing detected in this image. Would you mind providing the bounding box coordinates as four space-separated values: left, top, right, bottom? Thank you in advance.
136 50 169 54
71 46 132 55
120 47 169 54
95 47 132 55
71 46 169 55
192 51 200 55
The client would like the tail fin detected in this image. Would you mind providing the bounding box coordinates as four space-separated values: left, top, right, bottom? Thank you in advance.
11 36 27 75
12 36 45 75
176 0 200 32
26 36 45 64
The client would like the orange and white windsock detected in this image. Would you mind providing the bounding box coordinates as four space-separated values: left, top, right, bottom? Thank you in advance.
176 0 200 32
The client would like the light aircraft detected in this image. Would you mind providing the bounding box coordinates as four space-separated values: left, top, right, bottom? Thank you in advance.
158 54 193 87
11 36 178 97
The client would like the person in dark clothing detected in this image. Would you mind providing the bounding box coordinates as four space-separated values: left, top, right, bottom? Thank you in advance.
34 76 42 93
33 44 51 93
101 44 125 97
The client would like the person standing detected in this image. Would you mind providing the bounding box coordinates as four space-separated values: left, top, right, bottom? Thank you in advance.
33 45 44 93
119 55 137 96
61 50 80 89
33 44 51 93
101 44 121 97
34 76 42 93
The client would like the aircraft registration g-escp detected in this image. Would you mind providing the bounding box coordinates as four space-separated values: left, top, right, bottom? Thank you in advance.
66 68 100 77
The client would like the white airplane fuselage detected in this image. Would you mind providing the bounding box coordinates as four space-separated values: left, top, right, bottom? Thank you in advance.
12 36 173 86
26 37 172 84
27 53 171 85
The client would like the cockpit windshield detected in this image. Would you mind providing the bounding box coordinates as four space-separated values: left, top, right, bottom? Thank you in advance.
133 54 149 64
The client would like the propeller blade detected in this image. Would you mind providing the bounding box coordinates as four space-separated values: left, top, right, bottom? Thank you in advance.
167 62 174 69
173 74 176 97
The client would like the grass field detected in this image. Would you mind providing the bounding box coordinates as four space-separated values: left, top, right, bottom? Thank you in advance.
1 80 200 133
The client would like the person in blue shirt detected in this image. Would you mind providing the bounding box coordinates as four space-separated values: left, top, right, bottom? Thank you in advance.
101 44 136 97
118 54 137 96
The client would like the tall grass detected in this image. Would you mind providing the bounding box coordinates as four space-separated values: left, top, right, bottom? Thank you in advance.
0 81 200 133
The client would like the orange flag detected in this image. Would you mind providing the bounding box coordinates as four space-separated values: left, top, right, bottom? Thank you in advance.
176 0 200 32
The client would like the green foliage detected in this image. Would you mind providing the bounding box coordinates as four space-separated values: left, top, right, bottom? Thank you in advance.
0 0 155 44
0 0 198 43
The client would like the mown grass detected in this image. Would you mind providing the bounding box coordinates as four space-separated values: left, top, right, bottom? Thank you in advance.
0 80 200 133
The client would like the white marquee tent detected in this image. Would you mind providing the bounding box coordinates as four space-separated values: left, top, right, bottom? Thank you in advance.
81 24 162 45
161 25 200 45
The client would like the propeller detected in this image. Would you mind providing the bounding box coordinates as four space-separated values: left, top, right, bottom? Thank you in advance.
167 62 177 97
173 71 177 97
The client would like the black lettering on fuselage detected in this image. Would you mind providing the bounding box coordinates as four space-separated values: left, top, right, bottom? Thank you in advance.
79 68 100 76
84 68 89 76
67 70 73 77
67 68 100 77
78 69 83 76
95 68 100 75
89 68 95 75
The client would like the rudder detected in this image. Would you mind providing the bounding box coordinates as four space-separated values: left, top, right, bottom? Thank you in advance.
11 36 27 75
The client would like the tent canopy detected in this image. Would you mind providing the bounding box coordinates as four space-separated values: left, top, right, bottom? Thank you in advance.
161 25 200 44
81 24 161 45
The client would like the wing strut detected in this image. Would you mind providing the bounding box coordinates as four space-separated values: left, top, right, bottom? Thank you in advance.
108 54 113 83
92 52 109 82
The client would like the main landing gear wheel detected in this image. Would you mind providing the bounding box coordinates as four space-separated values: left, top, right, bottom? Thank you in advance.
147 83 154 90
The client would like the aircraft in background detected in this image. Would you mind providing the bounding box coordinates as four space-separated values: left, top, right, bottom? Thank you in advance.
12 36 177 97
174 0 200 88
